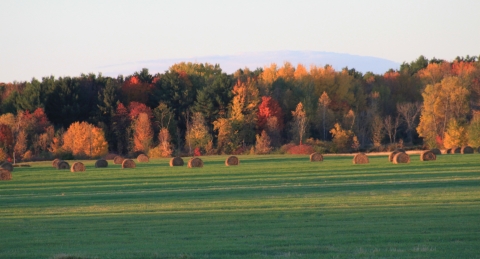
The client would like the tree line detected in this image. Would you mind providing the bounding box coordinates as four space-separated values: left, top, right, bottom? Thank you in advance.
1 55 479 160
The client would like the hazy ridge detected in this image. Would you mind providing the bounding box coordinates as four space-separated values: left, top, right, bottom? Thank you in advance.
101 50 400 76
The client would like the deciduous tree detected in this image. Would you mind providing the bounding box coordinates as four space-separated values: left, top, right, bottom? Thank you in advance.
291 102 308 145
133 113 153 154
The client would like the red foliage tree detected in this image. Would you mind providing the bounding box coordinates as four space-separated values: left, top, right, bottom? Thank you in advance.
257 96 284 132
0 124 14 155
121 76 153 104
128 102 153 120
32 108 51 134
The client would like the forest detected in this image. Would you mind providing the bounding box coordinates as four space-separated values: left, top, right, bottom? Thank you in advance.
1 55 479 161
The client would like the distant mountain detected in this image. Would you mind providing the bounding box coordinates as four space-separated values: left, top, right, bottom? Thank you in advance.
100 50 400 77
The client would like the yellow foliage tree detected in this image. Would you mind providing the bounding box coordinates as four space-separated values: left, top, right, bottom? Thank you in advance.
230 78 260 145
443 119 467 149
330 123 354 153
260 63 278 85
294 64 309 80
63 121 108 158
213 117 235 154
185 112 211 154
276 62 295 81
417 76 469 148
467 114 480 147
292 102 308 145
149 128 173 158
255 130 272 154
0 113 16 130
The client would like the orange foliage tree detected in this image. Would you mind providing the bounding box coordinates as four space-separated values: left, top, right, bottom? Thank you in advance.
63 122 108 158
133 113 153 154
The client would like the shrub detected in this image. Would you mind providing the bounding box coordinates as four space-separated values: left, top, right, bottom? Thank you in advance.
0 148 8 161
279 143 296 154
22 150 33 161
255 130 272 154
286 144 315 155
193 147 202 156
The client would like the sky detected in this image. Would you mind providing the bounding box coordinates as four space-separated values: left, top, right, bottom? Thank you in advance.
1 0 479 82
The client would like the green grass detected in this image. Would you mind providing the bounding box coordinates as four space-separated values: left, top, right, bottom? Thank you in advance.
1 154 480 259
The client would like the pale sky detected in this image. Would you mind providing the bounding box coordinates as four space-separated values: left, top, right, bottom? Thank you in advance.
1 0 479 82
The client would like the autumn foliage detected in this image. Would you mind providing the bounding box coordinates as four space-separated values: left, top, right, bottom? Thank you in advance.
62 121 108 158
2 57 480 157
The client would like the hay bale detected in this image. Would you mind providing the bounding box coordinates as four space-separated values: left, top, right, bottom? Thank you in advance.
137 154 149 163
122 159 136 169
310 152 323 162
169 157 184 167
95 159 108 168
389 151 403 162
0 169 12 181
420 150 436 161
451 147 461 154
113 156 124 164
52 158 61 168
394 148 405 153
353 153 369 164
188 157 203 168
56 161 70 170
70 162 86 172
461 146 474 154
225 156 239 166
392 152 410 164
446 148 452 154
1 162 13 172
430 148 441 155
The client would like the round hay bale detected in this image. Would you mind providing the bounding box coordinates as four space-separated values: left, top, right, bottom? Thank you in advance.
392 152 410 164
169 157 184 167
188 157 203 168
0 168 12 181
394 148 405 153
430 148 441 155
388 151 403 162
446 148 452 154
95 159 108 168
113 156 124 164
122 159 136 169
420 150 436 161
225 156 239 166
477 146 480 153
137 154 149 163
353 153 369 164
52 158 61 168
451 147 461 154
310 152 323 162
461 146 474 154
70 162 86 172
56 161 70 170
1 162 13 172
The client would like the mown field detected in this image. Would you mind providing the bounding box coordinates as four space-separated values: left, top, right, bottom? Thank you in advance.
1 154 480 259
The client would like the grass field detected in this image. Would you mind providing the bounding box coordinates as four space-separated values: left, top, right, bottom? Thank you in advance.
1 154 480 259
